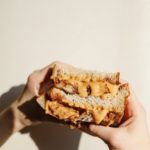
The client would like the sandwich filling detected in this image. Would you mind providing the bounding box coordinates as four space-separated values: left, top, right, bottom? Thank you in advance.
37 63 130 127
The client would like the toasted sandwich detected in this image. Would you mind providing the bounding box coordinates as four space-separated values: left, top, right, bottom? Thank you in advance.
36 62 130 127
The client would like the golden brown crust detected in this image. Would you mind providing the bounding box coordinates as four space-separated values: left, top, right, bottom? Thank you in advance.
51 63 120 84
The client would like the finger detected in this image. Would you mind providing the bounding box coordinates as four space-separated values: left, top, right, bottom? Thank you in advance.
120 117 134 127
127 85 141 115
121 85 138 121
39 61 62 72
89 125 115 142
37 61 63 94
27 61 59 96
35 63 55 84
126 87 146 121
79 125 97 136
38 63 55 80
124 98 137 120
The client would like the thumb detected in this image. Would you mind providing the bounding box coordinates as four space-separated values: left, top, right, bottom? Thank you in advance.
89 125 115 142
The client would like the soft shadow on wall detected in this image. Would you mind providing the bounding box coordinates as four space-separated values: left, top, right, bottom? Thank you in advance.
0 84 25 113
0 85 82 150
21 123 81 150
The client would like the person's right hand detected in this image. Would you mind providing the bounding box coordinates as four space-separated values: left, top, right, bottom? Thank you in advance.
88 89 150 150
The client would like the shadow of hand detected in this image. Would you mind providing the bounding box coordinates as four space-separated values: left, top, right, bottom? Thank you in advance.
21 123 81 150
0 85 82 150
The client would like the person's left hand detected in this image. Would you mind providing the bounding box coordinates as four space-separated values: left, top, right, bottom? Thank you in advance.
10 61 60 132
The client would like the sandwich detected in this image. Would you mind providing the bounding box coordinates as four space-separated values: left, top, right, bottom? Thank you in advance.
36 62 130 127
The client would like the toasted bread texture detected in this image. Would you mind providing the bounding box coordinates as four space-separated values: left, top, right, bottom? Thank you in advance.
36 62 130 127
51 63 120 84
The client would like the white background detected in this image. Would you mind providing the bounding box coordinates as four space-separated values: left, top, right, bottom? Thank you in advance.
0 0 150 150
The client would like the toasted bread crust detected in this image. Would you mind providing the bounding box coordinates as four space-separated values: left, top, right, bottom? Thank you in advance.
51 63 120 84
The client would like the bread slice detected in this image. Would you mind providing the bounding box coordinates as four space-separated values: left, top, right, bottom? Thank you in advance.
51 63 120 84
36 62 130 127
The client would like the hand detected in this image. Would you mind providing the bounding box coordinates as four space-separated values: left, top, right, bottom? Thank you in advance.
0 61 67 146
89 89 150 150
5 61 59 132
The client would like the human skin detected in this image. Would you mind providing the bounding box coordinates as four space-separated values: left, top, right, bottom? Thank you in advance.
0 62 150 149
89 90 150 150
0 62 57 145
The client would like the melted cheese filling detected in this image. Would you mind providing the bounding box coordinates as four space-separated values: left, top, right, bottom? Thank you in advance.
55 79 119 98
46 76 120 124
45 98 110 124
48 87 121 124
45 101 80 123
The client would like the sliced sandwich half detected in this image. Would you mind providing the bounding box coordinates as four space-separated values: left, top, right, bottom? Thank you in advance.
36 62 130 127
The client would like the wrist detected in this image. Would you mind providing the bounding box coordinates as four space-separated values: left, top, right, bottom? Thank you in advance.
0 108 14 145
11 100 32 132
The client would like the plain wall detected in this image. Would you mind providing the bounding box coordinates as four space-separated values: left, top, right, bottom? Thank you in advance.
0 0 150 150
